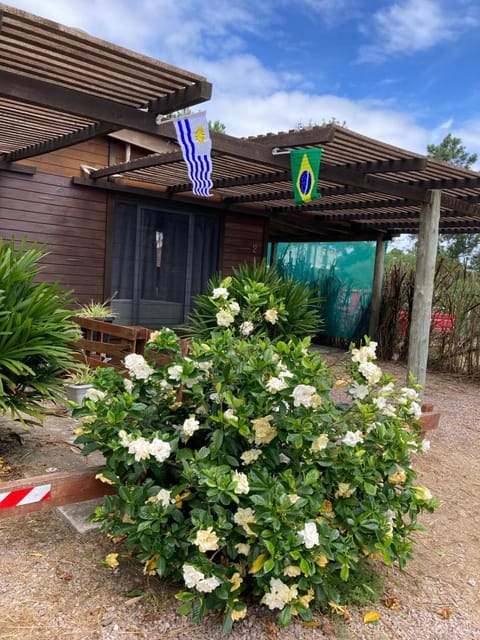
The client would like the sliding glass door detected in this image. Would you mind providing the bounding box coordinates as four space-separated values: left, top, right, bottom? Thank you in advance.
110 202 219 329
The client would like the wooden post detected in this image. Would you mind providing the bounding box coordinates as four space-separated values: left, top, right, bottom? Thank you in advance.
407 189 441 392
368 235 386 339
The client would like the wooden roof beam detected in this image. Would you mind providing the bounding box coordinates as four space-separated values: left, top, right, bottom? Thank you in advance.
269 197 417 214
224 185 365 204
0 69 211 138
90 149 185 179
2 122 115 161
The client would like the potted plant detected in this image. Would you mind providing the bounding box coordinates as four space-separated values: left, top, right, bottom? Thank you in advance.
64 365 94 405
76 296 117 323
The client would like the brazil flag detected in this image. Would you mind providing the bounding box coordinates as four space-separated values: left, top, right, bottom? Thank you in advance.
290 148 323 204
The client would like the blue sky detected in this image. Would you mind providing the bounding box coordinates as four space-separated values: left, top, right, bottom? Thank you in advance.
6 0 480 166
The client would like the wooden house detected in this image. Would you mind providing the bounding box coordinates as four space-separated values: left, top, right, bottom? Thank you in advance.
2 3 480 389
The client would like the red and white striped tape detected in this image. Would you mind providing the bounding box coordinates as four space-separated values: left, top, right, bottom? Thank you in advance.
0 484 51 510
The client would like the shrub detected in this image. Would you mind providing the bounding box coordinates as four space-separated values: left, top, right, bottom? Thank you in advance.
0 238 81 424
75 326 436 632
185 260 322 341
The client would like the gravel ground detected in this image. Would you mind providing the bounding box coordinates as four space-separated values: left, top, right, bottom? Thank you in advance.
0 356 479 639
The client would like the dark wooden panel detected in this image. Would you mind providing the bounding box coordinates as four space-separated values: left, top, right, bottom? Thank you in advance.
0 169 108 302
0 218 106 241
221 214 266 274
0 208 106 230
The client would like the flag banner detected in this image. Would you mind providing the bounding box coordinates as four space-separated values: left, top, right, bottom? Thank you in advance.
290 148 323 204
173 111 213 197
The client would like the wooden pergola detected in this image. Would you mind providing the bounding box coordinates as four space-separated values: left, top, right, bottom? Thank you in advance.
2 2 480 391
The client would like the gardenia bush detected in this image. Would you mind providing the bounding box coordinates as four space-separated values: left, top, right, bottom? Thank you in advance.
75 322 436 632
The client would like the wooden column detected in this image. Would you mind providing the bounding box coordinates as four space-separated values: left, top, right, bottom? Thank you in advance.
368 235 387 339
407 189 441 391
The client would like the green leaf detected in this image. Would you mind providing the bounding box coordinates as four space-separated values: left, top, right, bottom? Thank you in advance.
364 482 377 496
278 605 292 628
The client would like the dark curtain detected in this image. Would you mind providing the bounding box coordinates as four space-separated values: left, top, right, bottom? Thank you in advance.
140 209 189 302
111 202 137 299
191 214 220 297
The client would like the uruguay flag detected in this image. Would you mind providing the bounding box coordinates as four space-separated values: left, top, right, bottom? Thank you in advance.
173 111 213 197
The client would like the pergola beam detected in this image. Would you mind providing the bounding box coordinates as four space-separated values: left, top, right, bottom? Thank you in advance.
2 122 116 162
0 69 212 139
90 149 185 179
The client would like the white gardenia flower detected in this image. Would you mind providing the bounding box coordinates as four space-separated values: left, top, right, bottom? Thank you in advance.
130 362 154 380
349 381 369 400
124 353 146 370
266 377 289 393
310 434 329 452
196 360 212 371
342 430 364 447
123 354 154 380
181 417 200 437
235 543 251 556
118 429 131 447
183 564 205 589
155 488 173 508
212 287 229 300
399 387 420 402
228 300 241 315
380 382 395 395
194 526 220 553
209 392 220 403
216 309 235 327
263 578 298 610
420 439 431 453
407 401 422 420
224 408 238 422
233 507 256 535
196 576 221 593
84 388 105 402
149 437 171 463
124 378 134 394
358 361 382 385
298 521 319 549
167 364 183 380
239 320 254 336
241 448 262 465
373 396 387 410
127 437 151 461
351 342 378 363
232 471 249 495
264 308 279 324
291 384 316 408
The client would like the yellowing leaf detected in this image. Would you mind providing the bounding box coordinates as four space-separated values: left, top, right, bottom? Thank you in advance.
104 553 119 568
249 553 266 574
384 594 401 610
328 601 351 620
363 610 381 624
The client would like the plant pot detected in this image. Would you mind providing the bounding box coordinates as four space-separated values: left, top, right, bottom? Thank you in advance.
64 383 94 405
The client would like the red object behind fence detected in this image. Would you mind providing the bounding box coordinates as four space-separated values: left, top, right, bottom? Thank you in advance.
398 310 454 336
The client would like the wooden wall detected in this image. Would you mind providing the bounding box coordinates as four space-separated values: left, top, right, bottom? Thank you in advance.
220 213 268 274
0 139 109 304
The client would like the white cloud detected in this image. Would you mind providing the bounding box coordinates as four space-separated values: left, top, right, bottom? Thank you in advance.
359 0 478 62
209 90 430 153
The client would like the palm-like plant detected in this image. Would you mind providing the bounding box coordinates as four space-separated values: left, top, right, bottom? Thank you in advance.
0 238 81 424
185 260 322 340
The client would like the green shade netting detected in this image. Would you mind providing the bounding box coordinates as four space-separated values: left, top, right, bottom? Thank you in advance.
273 241 378 341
